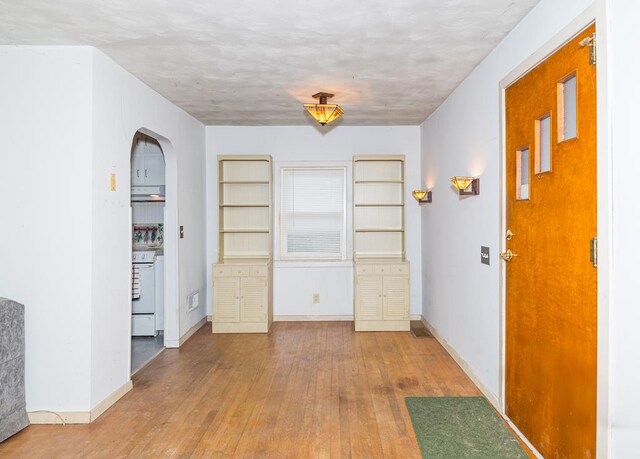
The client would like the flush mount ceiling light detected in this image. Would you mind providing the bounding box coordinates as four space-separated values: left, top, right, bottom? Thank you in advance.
304 92 344 126
450 176 480 196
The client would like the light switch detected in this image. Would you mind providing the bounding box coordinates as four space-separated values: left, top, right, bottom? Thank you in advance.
481 246 490 265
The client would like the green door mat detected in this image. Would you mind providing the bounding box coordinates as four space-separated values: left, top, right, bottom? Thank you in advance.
405 397 528 459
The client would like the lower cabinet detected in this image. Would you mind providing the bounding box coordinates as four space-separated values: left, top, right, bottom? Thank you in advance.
212 262 272 333
354 262 410 331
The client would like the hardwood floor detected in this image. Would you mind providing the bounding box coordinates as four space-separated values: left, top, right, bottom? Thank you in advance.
1 322 482 458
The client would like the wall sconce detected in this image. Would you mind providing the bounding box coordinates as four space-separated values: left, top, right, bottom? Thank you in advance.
412 189 432 205
450 176 480 196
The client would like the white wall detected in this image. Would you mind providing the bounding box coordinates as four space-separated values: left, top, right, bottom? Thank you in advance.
90 49 206 409
0 47 94 411
608 0 640 454
420 0 595 402
0 46 207 415
206 126 422 318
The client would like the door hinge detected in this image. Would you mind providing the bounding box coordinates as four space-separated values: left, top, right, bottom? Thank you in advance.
590 236 598 268
579 32 597 65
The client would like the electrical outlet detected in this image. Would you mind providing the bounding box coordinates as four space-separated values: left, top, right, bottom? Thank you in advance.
312 293 320 304
187 291 199 312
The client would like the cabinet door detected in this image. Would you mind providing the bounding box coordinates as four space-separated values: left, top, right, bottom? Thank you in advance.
213 277 240 322
131 154 146 186
382 276 409 321
355 276 382 321
240 277 267 322
143 153 165 185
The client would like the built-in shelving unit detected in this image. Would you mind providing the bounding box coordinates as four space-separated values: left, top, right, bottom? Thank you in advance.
213 155 273 333
218 156 273 260
353 156 406 260
353 155 409 332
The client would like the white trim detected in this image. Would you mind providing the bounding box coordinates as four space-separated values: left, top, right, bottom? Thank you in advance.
498 4 611 457
279 165 348 261
178 317 208 346
273 314 420 322
207 314 212 322
503 417 544 459
420 316 499 407
273 160 353 263
128 128 181 364
28 411 90 425
421 316 543 459
28 381 133 425
90 381 133 421
274 314 353 322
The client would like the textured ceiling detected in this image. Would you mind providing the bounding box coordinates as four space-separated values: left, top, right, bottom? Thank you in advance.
0 0 540 125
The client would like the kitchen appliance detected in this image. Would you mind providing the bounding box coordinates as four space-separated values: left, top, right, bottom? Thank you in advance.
131 185 165 202
132 250 157 336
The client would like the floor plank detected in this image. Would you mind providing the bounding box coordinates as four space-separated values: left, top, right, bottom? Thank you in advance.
1 322 483 458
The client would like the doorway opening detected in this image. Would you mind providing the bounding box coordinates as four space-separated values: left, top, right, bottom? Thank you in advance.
128 128 180 377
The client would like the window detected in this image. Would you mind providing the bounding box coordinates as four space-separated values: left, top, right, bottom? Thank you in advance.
281 167 347 260
535 114 551 173
516 147 530 200
558 73 577 141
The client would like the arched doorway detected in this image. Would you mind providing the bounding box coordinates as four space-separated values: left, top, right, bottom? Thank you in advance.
129 128 180 376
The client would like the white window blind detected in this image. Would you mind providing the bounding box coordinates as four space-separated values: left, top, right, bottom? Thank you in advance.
281 167 346 260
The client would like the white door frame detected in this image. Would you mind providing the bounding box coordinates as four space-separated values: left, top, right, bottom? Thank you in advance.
498 3 611 457
129 128 181 357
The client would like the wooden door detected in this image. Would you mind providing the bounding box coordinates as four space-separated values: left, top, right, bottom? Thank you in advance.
505 25 597 458
356 276 382 321
213 277 240 322
382 276 408 321
240 277 267 322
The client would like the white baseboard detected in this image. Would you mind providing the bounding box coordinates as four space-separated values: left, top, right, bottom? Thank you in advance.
28 380 133 425
274 314 353 322
179 317 208 346
207 314 212 322
273 314 421 322
28 410 90 424
420 316 500 407
90 380 133 421
420 315 543 459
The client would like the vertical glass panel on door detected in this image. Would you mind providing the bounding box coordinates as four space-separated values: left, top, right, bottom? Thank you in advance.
560 75 577 141
517 148 530 201
537 115 551 173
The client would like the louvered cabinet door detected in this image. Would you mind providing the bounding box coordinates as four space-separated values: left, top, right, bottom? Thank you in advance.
382 276 409 321
240 276 267 323
213 277 240 322
355 276 382 321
